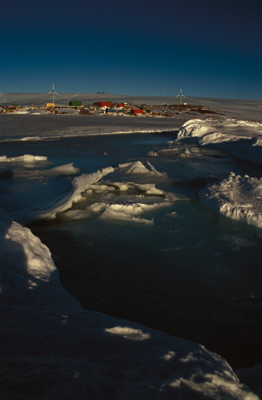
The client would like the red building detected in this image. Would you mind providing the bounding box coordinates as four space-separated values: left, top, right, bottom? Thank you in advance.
132 109 143 115
114 103 125 108
93 101 111 108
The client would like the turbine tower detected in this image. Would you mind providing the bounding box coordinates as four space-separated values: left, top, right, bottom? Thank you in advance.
47 83 59 105
176 88 185 104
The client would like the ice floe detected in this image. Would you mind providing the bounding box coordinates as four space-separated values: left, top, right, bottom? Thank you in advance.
92 192 171 219
0 154 48 162
14 161 176 224
118 160 167 177
12 162 80 181
146 150 158 157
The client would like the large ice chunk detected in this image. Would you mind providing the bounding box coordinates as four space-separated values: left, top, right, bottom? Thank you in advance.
199 172 262 228
118 160 167 177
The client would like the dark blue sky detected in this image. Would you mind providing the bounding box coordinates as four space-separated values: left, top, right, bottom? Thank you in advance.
1 0 261 99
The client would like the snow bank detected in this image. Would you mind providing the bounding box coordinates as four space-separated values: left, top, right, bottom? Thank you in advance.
0 207 258 399
0 208 57 282
199 172 262 228
177 119 262 164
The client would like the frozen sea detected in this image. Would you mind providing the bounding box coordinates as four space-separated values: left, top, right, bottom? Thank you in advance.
1 98 262 399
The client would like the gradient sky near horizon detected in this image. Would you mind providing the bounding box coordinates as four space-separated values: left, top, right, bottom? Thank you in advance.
1 0 261 100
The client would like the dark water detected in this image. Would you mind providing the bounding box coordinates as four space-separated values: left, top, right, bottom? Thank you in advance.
1 132 262 369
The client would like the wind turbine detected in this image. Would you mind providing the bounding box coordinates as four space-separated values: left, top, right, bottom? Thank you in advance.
47 83 59 105
176 88 185 104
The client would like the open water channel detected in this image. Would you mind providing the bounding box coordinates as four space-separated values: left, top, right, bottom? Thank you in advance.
0 129 262 369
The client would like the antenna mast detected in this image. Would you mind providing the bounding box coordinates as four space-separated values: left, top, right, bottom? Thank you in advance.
176 88 185 104
47 83 59 105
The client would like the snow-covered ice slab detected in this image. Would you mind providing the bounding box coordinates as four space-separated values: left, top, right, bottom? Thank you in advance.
14 162 81 181
199 172 262 228
0 207 258 399
177 119 262 165
92 192 171 224
18 167 114 223
0 154 48 162
15 162 173 224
